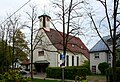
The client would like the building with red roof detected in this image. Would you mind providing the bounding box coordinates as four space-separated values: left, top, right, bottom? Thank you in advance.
32 14 89 72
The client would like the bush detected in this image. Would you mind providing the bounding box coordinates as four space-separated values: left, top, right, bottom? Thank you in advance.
46 67 61 79
64 67 76 79
105 67 120 82
0 69 30 82
116 67 120 81
46 66 88 80
98 62 109 75
116 60 120 67
80 61 91 75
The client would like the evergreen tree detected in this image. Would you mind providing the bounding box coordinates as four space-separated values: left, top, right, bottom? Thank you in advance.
13 29 29 61
0 40 12 73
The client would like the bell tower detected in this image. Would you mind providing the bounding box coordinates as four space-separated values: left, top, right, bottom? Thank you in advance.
38 14 51 31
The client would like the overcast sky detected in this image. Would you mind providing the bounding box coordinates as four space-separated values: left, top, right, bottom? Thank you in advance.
0 0 51 18
0 0 100 49
0 0 110 49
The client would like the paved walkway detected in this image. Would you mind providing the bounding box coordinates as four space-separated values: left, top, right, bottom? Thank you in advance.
33 73 46 79
30 73 106 82
33 73 74 82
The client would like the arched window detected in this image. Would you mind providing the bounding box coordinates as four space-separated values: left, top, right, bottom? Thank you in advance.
77 56 79 66
72 56 74 66
66 55 69 66
43 16 46 27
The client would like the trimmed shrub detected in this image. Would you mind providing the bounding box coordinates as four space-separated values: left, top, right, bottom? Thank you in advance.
64 67 76 79
46 67 62 79
98 62 109 75
46 66 88 80
105 67 112 76
80 61 91 74
76 68 88 77
105 67 120 82
105 67 113 82
116 60 120 67
116 67 120 81
0 69 30 82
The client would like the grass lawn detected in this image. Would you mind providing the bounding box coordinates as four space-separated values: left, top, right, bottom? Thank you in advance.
87 75 106 82
32 79 62 82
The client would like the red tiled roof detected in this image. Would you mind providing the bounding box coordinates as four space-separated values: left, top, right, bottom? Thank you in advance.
43 28 89 59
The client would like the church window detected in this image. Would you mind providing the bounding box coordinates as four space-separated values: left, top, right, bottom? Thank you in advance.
38 51 44 56
47 17 50 21
40 18 42 22
72 56 74 66
77 56 79 66
72 44 75 47
66 55 69 66
43 16 46 27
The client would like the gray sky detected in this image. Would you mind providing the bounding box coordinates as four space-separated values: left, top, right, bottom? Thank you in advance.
0 0 107 49
0 0 50 18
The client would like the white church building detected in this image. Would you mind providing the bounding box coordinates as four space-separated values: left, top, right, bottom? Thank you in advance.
32 14 89 72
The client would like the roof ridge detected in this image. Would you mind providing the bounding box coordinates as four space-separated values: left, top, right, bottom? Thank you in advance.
44 28 89 59
90 35 110 52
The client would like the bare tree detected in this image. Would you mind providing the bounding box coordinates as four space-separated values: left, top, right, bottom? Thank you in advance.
23 5 54 79
0 21 10 72
50 0 88 81
0 13 29 71
23 5 39 79
0 14 21 71
24 1 88 81
8 15 21 68
86 0 119 82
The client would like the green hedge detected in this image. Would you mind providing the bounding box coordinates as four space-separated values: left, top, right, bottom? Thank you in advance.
106 67 120 81
64 67 76 79
46 67 62 79
46 66 88 80
116 67 120 81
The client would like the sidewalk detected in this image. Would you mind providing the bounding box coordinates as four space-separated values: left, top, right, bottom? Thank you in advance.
31 73 106 82
33 73 46 79
33 73 74 82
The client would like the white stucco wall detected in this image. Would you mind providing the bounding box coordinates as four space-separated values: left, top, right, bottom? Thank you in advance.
90 52 112 73
33 29 58 67
32 29 88 68
33 28 63 67
57 51 88 67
